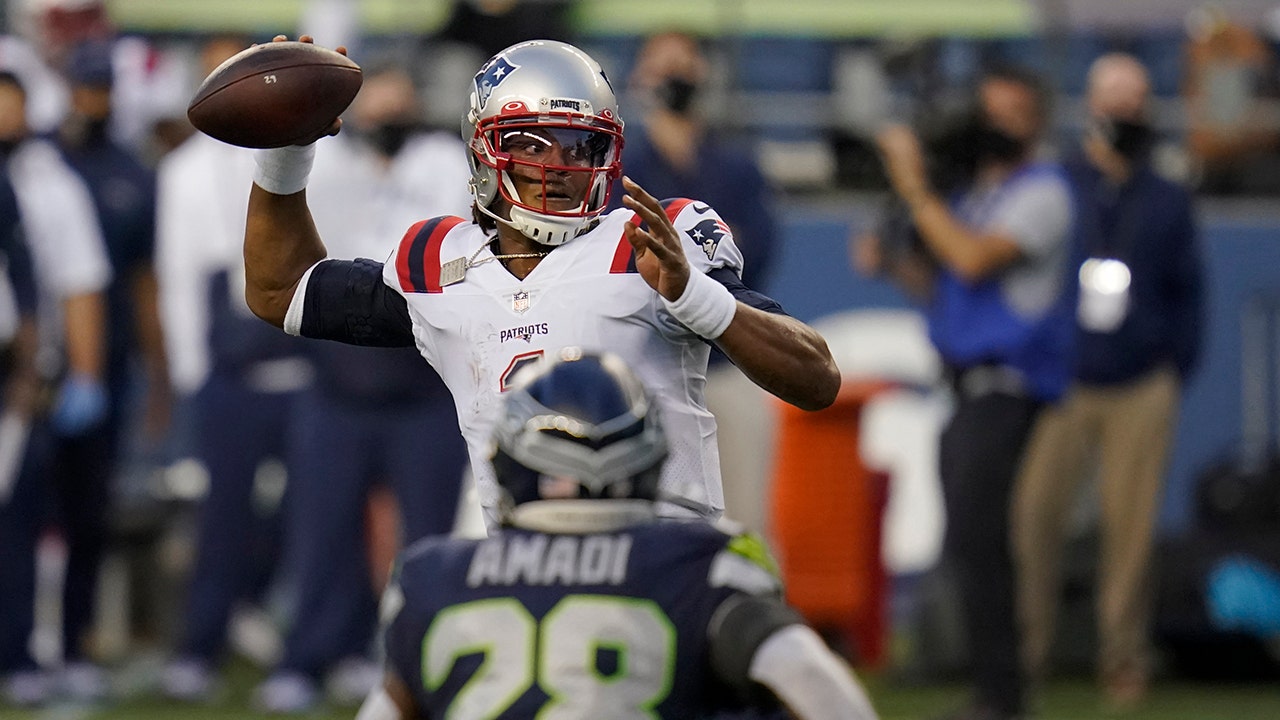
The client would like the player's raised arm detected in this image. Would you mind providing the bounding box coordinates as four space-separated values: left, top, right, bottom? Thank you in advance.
621 177 840 411
244 163 327 328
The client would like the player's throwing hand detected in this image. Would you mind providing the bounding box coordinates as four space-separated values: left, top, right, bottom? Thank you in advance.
270 34 347 144
622 176 692 302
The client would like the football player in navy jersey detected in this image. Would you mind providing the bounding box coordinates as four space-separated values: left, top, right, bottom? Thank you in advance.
354 348 878 720
240 37 840 528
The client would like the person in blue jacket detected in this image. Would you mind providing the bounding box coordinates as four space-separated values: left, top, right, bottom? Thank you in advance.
857 65 1075 720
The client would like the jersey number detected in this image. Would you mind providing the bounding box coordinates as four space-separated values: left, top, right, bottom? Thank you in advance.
423 595 676 719
499 350 545 392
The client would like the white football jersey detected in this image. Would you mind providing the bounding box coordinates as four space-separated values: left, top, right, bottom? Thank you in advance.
378 200 744 521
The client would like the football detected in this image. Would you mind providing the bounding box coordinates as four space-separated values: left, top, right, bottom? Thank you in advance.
187 41 362 149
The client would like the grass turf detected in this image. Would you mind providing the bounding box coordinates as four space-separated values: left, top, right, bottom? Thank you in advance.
1 661 1278 720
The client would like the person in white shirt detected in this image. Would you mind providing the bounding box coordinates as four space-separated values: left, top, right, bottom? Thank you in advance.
0 68 112 707
155 35 313 705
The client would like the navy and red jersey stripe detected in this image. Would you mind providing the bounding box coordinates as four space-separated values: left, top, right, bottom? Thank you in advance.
610 198 695 274
396 216 465 293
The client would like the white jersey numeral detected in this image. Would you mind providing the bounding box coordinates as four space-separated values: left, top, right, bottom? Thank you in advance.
423 595 676 719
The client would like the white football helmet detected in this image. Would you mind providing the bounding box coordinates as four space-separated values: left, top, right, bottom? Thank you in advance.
464 40 624 246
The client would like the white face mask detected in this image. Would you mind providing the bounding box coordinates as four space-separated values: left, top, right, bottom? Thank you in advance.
1077 257 1131 333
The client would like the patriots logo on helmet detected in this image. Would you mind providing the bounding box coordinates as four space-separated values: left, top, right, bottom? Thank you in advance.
686 218 731 261
475 56 518 107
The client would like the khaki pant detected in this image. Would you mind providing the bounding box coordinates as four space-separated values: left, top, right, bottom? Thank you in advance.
1012 365 1180 682
705 363 776 535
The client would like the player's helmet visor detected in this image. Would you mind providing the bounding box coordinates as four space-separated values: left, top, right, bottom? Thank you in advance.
477 119 621 217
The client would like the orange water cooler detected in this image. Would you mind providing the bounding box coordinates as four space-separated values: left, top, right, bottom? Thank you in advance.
768 380 891 667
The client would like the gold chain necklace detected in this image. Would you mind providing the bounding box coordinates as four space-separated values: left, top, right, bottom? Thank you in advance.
440 238 549 287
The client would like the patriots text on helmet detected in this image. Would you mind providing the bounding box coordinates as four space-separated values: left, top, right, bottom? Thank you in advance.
546 98 583 112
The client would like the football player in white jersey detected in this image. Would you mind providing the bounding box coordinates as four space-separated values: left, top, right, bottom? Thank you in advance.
241 37 840 526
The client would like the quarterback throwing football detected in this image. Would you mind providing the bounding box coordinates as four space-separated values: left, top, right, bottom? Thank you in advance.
242 37 840 526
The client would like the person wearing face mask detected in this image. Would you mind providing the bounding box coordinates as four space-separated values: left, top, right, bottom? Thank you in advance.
34 39 169 701
1011 53 1203 713
56 39 168 428
247 63 474 714
610 31 781 537
0 66 114 706
856 65 1074 720
53 37 172 525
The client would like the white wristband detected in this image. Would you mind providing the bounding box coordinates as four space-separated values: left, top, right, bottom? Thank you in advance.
663 269 737 339
253 144 315 195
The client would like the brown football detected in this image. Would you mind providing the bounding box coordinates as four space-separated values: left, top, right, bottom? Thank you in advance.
187 41 362 149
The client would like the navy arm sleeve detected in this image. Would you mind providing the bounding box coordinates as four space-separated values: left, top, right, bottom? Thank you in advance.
707 266 786 315
298 258 416 347
708 593 805 706
705 267 788 363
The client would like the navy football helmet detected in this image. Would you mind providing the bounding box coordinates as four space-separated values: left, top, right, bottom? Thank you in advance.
491 348 667 512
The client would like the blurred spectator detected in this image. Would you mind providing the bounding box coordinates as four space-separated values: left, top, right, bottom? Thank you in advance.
2 0 190 157
1183 5 1280 194
0 68 113 706
11 37 169 702
614 31 781 534
1013 53 1204 712
856 67 1074 720
0 85 41 713
435 0 572 59
250 64 472 714
54 34 170 528
55 40 168 430
156 35 313 703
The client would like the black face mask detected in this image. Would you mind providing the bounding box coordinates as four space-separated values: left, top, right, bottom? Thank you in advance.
656 77 698 115
363 121 419 158
1098 117 1153 160
59 113 111 150
0 137 22 158
943 108 1028 167
83 116 111 145
974 123 1027 163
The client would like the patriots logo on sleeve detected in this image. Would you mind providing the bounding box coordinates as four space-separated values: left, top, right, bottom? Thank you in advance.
686 218 732 261
475 56 518 106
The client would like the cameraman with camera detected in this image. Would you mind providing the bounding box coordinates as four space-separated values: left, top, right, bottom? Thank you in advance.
855 66 1074 720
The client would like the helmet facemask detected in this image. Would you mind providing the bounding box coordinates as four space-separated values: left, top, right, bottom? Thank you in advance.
463 40 625 246
470 113 622 245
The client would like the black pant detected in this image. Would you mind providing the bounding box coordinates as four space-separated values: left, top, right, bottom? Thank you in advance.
939 390 1042 716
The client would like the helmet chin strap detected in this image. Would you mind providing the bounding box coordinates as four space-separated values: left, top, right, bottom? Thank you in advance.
475 200 524 236
482 170 593 246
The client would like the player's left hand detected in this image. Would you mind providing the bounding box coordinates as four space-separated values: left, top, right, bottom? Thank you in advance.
622 176 691 302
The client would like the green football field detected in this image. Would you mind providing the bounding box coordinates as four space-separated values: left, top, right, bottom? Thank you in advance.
1 660 1277 720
